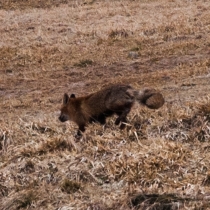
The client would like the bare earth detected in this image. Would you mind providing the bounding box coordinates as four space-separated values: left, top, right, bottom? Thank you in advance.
1 0 210 209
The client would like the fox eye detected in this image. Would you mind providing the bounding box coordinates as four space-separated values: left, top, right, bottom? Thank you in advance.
70 94 76 98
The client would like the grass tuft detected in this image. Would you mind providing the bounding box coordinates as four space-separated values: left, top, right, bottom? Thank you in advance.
130 193 185 209
61 179 81 194
108 29 129 39
74 59 94 67
16 191 37 209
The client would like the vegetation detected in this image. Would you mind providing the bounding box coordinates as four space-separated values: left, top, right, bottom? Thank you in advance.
1 0 210 209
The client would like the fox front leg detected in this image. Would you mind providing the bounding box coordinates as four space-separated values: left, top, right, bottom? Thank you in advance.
76 124 86 137
115 107 131 129
98 114 106 125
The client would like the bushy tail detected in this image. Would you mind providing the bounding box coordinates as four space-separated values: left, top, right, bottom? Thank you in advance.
134 88 165 109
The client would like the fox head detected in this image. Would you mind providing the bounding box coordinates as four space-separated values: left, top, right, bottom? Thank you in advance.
58 93 76 122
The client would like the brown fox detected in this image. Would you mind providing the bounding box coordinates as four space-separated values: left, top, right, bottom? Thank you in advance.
59 84 164 135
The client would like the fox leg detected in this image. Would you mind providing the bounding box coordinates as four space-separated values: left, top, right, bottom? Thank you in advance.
98 114 106 125
115 108 131 129
107 99 133 128
89 114 106 125
96 110 114 125
76 124 86 136
115 112 122 125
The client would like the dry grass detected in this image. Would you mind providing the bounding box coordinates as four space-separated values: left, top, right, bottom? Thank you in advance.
1 0 210 209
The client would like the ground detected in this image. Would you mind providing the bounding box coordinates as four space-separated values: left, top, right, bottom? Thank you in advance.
1 0 210 209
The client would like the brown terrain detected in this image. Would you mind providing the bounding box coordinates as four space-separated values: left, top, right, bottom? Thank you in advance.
1 0 210 209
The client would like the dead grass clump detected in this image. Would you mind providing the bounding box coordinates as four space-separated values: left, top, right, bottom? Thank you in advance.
74 59 94 68
0 129 12 152
130 193 184 210
0 0 69 10
20 160 35 174
0 47 17 69
61 179 81 194
195 95 210 121
202 173 210 187
164 115 210 142
16 191 37 209
3 190 38 210
105 138 191 186
85 203 105 210
127 115 149 140
191 120 210 142
27 122 57 136
206 59 210 68
198 203 210 210
153 99 210 142
0 184 9 197
0 138 2 151
108 29 129 39
128 51 139 59
143 28 156 37
19 138 72 158
129 47 141 52
37 138 72 155
184 96 210 142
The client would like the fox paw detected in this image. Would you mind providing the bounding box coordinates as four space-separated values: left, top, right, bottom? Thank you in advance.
120 122 126 129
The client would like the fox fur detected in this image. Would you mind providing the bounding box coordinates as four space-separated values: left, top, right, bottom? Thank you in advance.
58 84 164 135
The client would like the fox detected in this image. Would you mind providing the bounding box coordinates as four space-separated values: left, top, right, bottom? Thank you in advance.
58 84 164 135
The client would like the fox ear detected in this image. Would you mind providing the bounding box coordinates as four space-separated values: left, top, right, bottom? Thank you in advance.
63 93 69 105
70 94 76 98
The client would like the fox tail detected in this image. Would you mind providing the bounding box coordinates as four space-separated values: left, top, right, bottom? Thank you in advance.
132 88 165 109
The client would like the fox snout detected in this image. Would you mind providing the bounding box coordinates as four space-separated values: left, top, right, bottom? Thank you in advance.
58 114 69 122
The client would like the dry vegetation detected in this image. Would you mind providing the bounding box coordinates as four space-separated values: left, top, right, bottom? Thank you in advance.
1 0 210 209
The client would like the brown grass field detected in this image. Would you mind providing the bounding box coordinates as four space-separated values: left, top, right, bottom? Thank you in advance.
1 0 210 209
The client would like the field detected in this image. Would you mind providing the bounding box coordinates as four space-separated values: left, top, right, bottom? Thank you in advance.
1 0 210 209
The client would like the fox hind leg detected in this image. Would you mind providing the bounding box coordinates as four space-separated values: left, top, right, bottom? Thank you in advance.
106 98 133 129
